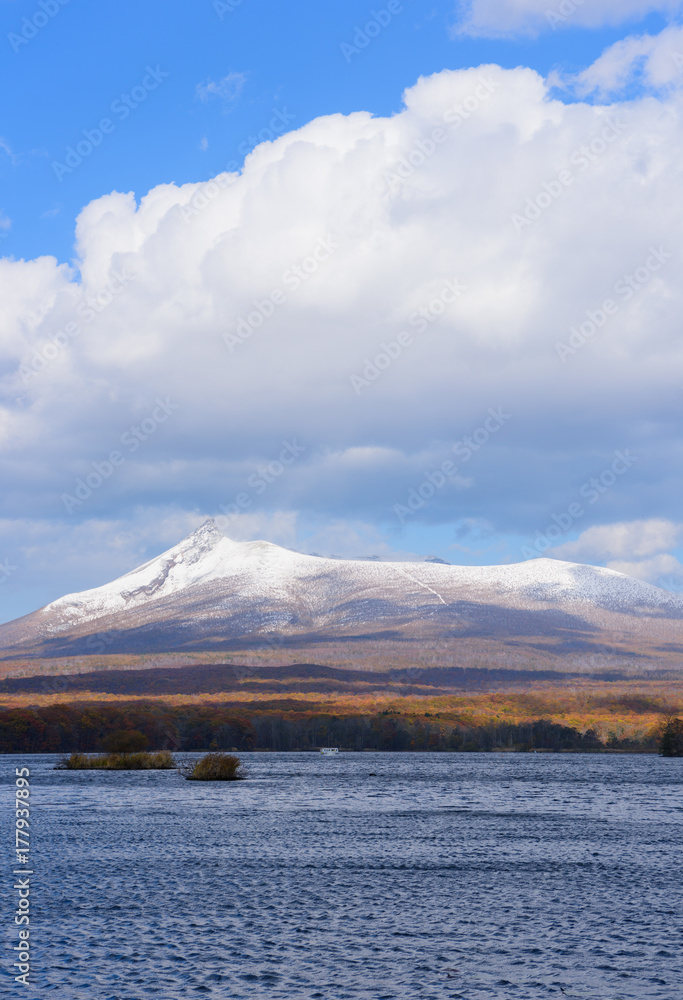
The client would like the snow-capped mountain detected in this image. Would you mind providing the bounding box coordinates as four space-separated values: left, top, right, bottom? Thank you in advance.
1 519 682 659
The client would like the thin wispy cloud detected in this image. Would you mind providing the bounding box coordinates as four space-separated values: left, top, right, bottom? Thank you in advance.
453 0 683 38
569 24 683 96
0 136 18 165
195 71 247 106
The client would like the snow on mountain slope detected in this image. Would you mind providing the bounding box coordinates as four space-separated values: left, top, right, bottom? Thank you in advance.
44 520 305 626
41 519 683 634
2 516 683 664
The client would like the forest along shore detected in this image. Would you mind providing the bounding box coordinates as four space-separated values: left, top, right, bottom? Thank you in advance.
1 657 680 753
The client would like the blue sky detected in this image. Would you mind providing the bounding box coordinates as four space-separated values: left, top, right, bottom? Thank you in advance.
1 0 683 620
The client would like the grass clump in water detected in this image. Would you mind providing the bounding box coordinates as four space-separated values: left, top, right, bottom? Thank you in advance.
181 752 245 781
57 750 176 770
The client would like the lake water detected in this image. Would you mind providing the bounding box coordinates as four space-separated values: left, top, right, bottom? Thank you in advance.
2 752 682 999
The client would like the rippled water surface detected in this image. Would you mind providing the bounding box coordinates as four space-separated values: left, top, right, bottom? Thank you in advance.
2 752 682 999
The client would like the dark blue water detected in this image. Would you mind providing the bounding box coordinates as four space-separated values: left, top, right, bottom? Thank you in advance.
2 752 682 999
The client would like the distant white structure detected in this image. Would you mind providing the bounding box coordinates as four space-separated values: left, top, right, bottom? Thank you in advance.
320 747 339 755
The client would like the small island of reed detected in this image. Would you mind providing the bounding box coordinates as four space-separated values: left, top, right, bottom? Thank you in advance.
57 751 176 770
180 752 245 781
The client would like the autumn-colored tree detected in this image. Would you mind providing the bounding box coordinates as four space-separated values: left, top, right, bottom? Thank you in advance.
659 717 683 757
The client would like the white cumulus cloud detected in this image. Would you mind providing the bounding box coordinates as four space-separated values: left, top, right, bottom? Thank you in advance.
605 553 683 583
2 62 683 610
551 520 683 586
551 519 682 560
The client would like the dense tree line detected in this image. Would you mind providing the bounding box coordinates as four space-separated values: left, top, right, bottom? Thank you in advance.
0 703 661 753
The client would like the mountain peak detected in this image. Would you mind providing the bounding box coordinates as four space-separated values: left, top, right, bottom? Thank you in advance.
184 518 225 546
